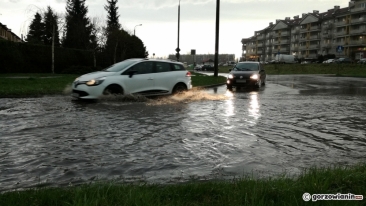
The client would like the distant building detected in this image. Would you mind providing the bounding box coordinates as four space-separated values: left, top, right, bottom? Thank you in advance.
168 54 235 65
242 0 366 61
0 22 23 43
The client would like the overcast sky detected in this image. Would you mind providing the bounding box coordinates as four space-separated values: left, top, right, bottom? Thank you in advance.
1 0 348 60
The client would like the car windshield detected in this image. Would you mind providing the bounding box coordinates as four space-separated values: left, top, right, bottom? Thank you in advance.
103 59 141 72
232 63 259 71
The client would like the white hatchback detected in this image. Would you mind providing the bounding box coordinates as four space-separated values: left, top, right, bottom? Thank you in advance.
71 58 192 99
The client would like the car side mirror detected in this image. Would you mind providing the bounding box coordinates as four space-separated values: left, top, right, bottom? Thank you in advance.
128 70 137 78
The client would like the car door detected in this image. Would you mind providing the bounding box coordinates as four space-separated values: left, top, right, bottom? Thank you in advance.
152 61 176 94
120 61 155 94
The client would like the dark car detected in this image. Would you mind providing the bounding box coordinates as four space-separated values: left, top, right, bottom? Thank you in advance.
226 62 266 90
201 64 214 71
335 58 352 64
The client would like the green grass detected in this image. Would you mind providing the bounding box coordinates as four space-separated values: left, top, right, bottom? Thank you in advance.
0 73 226 97
0 74 78 97
191 71 226 87
265 63 366 77
1 163 365 206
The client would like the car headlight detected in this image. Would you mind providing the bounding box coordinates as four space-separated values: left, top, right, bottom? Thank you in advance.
86 77 106 86
250 74 259 80
228 74 234 79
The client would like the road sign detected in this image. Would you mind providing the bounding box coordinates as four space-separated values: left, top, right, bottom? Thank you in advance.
336 45 344 53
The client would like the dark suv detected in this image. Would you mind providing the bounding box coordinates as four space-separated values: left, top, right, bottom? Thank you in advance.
335 58 352 64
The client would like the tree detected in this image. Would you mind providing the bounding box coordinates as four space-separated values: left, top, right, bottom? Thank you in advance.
43 6 60 47
104 0 122 64
105 0 120 32
26 12 44 44
63 0 93 49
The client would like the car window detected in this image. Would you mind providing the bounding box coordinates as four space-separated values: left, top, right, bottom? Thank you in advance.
104 59 140 72
122 61 153 75
233 63 259 71
172 64 184 71
155 62 171 73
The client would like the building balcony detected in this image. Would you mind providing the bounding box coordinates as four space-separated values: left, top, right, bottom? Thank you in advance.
257 35 264 40
349 28 366 35
336 30 347 36
279 39 290 44
279 47 290 52
350 17 366 24
274 33 281 37
257 42 263 47
336 21 348 26
300 45 307 50
266 33 273 38
256 50 263 54
310 25 321 31
309 35 320 40
308 44 320 49
322 43 332 49
267 41 273 46
350 7 366 13
281 31 290 36
348 39 366 45
322 33 333 39
291 46 299 51
291 38 299 43
323 23 333 30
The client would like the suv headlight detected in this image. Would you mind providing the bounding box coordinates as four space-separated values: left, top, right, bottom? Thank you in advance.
250 74 259 80
228 74 234 79
86 77 106 86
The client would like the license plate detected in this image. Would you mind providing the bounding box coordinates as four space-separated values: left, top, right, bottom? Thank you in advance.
236 79 246 83
71 93 79 98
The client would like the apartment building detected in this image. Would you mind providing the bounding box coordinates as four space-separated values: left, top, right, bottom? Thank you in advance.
0 22 22 43
242 0 366 61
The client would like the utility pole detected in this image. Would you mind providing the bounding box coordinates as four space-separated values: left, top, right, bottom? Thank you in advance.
214 0 220 77
176 0 181 62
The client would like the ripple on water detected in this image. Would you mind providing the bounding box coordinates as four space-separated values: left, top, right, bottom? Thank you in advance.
1 80 366 191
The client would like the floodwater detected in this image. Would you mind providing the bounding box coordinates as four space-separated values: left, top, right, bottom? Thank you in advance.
1 75 366 192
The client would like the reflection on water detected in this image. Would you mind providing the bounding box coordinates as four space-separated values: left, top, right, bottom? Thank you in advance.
248 92 260 121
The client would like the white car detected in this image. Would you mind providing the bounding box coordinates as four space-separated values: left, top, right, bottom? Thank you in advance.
71 58 192 99
323 59 334 63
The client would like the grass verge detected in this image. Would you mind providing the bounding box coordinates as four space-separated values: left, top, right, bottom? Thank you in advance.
1 163 365 205
0 72 226 98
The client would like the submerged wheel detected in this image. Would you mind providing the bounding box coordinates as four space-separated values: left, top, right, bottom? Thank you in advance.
103 84 123 95
173 83 187 94
227 85 233 90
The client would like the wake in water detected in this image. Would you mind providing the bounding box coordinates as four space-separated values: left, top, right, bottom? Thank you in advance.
63 85 229 105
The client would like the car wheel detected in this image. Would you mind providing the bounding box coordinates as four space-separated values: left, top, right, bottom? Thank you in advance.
103 84 123 95
173 83 187 94
227 85 233 90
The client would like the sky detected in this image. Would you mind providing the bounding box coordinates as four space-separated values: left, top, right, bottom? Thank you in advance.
1 0 349 60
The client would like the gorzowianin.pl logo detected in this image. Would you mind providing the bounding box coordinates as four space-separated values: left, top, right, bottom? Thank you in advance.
302 193 363 202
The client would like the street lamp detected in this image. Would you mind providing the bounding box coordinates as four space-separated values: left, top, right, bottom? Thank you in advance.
214 0 220 77
176 0 181 62
134 24 142 36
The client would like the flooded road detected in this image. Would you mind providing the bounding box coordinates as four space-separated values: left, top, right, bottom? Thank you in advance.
1 75 366 192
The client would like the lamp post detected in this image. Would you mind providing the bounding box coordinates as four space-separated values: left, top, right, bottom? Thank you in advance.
214 0 220 77
176 0 181 62
134 24 142 36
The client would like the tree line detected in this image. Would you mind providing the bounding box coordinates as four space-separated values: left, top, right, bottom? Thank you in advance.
25 0 148 67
